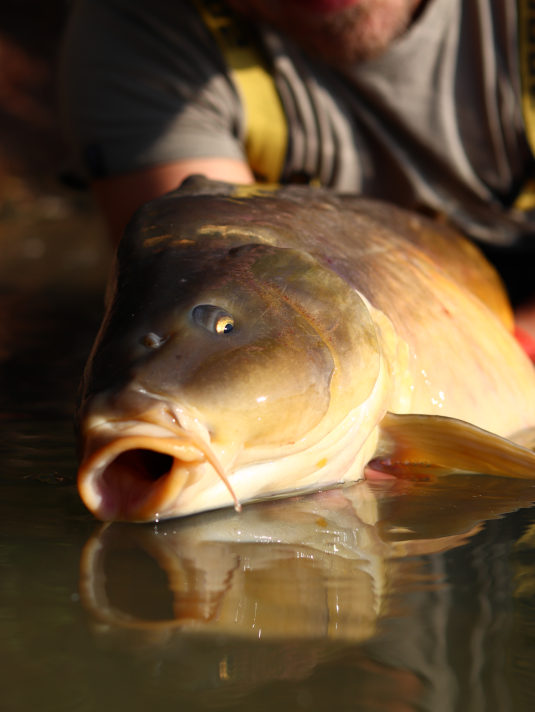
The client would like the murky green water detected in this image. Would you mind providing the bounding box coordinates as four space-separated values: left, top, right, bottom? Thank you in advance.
2 194 535 712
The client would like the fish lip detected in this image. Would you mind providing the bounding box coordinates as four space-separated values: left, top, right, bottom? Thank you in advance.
78 426 208 522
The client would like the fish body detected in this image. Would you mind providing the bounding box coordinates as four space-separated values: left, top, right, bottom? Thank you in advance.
77 177 535 522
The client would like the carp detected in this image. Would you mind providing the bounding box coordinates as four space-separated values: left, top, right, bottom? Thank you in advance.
77 177 535 522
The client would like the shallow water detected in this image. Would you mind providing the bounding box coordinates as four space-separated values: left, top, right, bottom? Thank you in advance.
2 197 535 712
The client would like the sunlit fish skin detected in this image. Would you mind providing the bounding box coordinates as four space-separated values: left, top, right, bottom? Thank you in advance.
77 177 535 522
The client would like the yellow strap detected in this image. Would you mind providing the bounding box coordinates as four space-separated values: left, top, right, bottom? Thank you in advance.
516 0 535 209
514 178 535 211
195 0 288 183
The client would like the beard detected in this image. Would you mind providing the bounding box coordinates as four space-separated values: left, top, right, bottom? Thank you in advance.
228 0 424 67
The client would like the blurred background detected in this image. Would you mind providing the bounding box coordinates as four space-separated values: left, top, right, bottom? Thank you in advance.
0 0 111 434
0 0 110 308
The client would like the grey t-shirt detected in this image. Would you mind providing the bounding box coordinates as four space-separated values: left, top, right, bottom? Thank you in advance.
59 0 535 250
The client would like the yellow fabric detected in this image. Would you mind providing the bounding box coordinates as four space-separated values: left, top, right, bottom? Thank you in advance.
514 179 535 211
195 0 288 183
516 0 535 209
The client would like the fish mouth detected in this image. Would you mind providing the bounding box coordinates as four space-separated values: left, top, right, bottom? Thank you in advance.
78 424 240 522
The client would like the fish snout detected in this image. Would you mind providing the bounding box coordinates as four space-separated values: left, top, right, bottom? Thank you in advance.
78 393 238 522
78 432 206 522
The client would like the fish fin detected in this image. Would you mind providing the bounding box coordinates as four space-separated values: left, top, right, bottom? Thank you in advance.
372 412 535 480
509 426 535 451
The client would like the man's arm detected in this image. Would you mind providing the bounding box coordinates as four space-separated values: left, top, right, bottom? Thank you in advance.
92 158 255 245
60 0 254 243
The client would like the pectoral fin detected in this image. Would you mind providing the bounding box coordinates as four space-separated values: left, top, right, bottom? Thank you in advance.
371 412 535 480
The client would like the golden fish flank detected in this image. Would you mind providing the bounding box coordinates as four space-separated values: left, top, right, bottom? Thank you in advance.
76 177 535 522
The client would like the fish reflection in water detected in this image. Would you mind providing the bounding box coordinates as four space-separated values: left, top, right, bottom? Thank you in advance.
80 472 535 637
81 482 393 641
75 475 535 712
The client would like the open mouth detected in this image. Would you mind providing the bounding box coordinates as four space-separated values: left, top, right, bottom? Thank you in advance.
78 427 240 522
111 449 174 481
98 446 177 518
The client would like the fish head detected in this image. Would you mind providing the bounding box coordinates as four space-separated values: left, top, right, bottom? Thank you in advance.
77 184 384 521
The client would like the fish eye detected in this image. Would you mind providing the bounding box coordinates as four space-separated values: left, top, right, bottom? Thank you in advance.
142 332 166 349
192 305 235 334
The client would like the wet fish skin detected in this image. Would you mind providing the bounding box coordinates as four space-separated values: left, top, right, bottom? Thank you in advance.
77 177 535 522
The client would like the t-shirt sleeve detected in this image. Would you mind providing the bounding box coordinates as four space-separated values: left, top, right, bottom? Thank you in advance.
59 0 246 179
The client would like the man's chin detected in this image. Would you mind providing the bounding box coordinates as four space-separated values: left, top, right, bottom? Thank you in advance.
228 0 422 67
285 5 419 67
